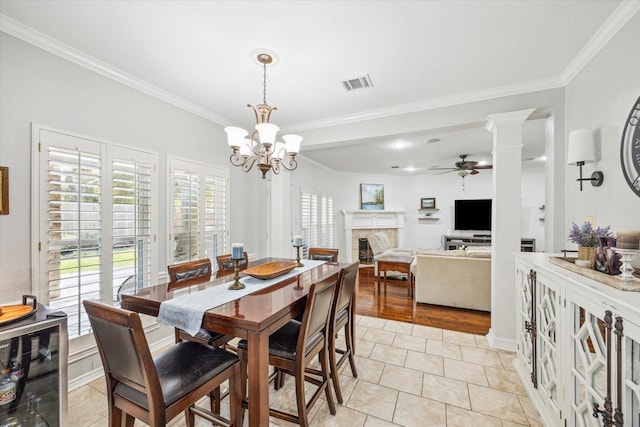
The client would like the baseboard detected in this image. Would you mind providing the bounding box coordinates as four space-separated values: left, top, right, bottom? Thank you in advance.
486 328 517 352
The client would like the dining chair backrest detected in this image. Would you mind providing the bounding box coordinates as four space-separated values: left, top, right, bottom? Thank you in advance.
216 252 249 274
308 247 339 262
167 258 212 291
298 272 339 357
334 261 359 316
83 300 160 404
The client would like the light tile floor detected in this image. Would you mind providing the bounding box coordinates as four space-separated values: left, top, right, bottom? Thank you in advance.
68 315 542 426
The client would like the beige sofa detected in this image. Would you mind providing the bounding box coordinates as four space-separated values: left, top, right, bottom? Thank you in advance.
412 248 491 311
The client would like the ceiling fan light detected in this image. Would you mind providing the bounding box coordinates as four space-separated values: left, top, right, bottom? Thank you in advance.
282 134 302 155
457 169 470 177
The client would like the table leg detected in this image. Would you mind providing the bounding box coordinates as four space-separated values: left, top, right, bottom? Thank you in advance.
247 330 270 426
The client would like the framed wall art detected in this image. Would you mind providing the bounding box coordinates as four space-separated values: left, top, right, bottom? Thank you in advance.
420 197 436 209
360 183 384 210
0 167 8 214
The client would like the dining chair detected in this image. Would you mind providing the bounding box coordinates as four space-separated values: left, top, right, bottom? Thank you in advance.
83 300 243 427
167 258 228 346
167 258 233 413
237 273 339 426
329 261 359 403
308 247 339 262
216 251 249 275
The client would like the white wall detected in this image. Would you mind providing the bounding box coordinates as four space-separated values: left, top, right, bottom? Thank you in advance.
329 167 546 254
0 33 258 303
564 12 640 236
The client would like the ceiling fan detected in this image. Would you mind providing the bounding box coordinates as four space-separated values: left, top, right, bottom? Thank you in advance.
429 154 493 177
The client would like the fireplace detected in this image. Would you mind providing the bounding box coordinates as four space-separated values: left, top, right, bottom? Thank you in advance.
359 238 373 264
342 210 406 263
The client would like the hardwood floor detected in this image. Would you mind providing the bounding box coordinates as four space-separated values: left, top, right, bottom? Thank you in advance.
355 266 491 335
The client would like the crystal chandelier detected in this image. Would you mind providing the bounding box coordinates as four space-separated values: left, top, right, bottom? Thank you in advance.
224 51 302 179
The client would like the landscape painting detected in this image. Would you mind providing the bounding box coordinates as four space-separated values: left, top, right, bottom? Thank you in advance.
360 184 384 210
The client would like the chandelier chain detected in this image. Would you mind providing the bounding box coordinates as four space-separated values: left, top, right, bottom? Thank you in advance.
263 62 267 105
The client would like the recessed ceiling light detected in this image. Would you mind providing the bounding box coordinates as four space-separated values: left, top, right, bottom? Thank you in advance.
404 166 417 172
477 160 488 166
392 142 407 149
538 155 547 161
425 138 441 144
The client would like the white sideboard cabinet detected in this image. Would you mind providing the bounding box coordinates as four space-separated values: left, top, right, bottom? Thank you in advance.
514 253 640 427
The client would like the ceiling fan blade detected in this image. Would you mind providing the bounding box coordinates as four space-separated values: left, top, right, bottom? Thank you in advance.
474 164 493 169
429 167 457 171
461 161 478 169
435 170 456 175
470 169 480 175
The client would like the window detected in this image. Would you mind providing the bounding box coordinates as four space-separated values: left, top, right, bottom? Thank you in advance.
168 158 229 269
301 190 334 256
33 125 157 338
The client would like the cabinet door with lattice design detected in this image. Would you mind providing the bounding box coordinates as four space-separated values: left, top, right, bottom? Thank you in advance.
566 289 611 427
515 265 534 381
534 271 561 420
621 318 640 427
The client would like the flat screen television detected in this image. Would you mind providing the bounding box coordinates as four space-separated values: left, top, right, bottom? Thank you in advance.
454 199 492 231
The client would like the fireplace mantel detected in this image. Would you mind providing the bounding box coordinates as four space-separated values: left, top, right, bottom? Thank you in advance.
342 210 406 262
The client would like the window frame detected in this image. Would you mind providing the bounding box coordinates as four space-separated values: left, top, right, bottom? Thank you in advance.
31 123 159 339
166 156 230 271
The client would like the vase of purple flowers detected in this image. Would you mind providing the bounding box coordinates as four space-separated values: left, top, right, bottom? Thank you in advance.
568 221 613 268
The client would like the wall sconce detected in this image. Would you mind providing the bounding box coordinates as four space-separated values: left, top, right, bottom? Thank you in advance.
567 129 604 191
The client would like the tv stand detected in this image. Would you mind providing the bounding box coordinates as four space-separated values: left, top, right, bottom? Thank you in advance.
444 235 535 252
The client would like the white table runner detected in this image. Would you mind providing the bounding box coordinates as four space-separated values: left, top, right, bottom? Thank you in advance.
157 260 326 336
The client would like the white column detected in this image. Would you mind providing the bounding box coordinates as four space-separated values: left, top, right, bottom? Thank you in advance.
268 172 292 258
544 110 566 252
486 109 534 351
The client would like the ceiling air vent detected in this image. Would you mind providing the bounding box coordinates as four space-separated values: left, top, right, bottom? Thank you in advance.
342 74 373 92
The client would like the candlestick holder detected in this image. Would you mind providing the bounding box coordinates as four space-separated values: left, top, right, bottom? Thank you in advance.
616 249 639 281
294 244 304 267
228 258 246 290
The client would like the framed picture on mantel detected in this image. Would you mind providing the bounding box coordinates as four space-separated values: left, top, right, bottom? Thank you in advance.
420 197 436 209
360 184 384 210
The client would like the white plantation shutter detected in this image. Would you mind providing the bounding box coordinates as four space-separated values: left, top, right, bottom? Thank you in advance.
301 190 334 254
111 149 153 300
171 169 201 263
46 145 102 337
169 158 229 268
35 126 157 339
204 175 227 262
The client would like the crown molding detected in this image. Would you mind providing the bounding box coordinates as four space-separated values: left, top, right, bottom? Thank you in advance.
561 0 640 85
0 14 233 127
280 76 564 134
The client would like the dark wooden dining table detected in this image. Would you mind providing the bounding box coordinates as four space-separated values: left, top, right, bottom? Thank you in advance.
121 257 355 427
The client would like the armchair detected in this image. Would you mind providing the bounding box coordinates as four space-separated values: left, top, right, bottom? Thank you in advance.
367 232 415 275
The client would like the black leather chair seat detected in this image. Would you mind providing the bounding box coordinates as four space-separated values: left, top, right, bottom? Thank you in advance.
310 254 335 262
237 320 324 360
335 308 348 327
190 328 226 345
114 341 237 408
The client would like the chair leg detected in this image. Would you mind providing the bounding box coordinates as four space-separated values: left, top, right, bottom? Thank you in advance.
231 362 244 427
320 347 337 415
344 322 358 378
185 406 195 427
109 406 122 427
238 347 248 412
124 413 135 427
294 363 309 427
328 330 344 404
209 387 221 415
